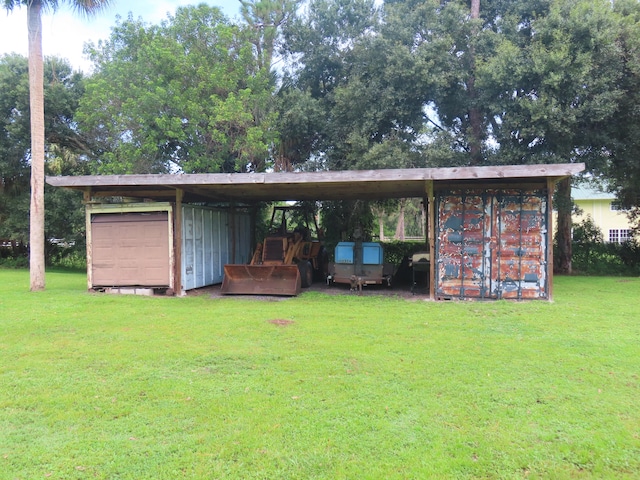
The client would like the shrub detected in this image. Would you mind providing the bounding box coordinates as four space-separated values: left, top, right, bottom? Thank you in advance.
571 218 640 275
381 240 428 265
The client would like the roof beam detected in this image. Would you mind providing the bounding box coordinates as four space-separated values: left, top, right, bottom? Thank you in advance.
47 163 585 204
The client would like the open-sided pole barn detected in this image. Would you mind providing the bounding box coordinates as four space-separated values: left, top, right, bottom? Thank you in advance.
47 163 584 299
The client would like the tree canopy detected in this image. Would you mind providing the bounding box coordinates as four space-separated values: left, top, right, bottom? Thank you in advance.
0 54 87 247
77 4 277 174
274 0 640 259
2 0 112 289
2 0 640 259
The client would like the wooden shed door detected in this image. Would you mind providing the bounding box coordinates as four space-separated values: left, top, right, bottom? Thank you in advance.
436 189 547 299
91 212 170 287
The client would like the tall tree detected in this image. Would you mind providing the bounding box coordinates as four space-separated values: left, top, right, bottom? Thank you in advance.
383 0 622 271
281 0 629 255
0 54 89 256
0 54 32 202
240 0 299 71
467 0 482 164
606 0 640 226
480 0 624 272
79 5 276 174
280 0 429 172
2 0 111 291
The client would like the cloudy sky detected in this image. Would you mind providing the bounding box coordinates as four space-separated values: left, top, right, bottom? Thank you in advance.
0 1 241 73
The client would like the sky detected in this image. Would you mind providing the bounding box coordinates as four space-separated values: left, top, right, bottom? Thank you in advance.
0 0 241 73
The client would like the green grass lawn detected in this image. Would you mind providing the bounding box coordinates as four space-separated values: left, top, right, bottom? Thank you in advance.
1 269 639 479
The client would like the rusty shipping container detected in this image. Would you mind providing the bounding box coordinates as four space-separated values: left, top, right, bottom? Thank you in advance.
435 188 548 300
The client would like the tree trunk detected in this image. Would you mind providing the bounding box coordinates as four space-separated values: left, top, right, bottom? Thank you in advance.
470 0 480 18
467 0 483 165
421 198 426 239
395 199 405 241
467 95 483 165
28 0 46 291
555 177 573 275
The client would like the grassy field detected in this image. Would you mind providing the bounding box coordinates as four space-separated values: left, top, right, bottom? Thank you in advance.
0 269 638 479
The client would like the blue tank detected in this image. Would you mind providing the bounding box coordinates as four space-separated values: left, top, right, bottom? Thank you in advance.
335 241 383 265
335 242 355 264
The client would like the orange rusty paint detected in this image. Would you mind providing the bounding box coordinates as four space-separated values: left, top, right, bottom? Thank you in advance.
436 189 548 300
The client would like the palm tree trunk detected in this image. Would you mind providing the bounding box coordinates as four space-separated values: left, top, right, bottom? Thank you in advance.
28 0 46 291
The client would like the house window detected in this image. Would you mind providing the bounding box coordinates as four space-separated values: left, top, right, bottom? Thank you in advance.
610 201 628 211
609 229 631 243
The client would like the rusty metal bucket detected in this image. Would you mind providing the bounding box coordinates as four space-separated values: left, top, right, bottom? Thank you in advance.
221 264 302 296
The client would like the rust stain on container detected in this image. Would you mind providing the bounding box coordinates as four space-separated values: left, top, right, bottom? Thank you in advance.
436 189 548 300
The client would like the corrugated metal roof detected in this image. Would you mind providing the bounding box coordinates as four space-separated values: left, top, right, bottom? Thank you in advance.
572 184 615 201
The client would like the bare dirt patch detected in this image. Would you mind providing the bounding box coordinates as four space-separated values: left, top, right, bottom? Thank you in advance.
268 319 295 326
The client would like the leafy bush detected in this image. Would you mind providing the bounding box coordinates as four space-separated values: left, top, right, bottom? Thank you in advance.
0 241 86 270
382 240 428 264
0 255 28 269
571 217 640 275
46 244 87 269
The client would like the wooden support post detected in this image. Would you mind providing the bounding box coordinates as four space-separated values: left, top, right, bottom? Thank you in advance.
547 178 555 302
230 203 237 263
84 188 93 291
426 181 435 300
174 188 183 296
422 196 429 251
250 203 257 259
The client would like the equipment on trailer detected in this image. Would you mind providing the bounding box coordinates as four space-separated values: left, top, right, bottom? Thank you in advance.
221 206 328 296
327 237 394 291
410 251 430 293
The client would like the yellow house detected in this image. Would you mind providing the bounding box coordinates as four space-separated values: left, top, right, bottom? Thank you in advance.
572 185 632 243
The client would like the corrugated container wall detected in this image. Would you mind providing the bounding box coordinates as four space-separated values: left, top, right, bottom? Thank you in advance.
435 188 548 300
181 205 252 291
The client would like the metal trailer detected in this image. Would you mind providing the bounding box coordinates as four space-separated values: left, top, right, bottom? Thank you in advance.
327 240 394 291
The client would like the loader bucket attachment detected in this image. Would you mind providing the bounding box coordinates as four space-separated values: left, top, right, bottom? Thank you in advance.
221 265 302 296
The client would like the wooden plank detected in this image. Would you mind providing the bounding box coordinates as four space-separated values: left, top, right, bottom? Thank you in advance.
433 180 549 191
174 189 183 296
230 203 236 263
426 180 435 300
86 189 177 199
87 202 173 214
83 188 93 291
547 178 555 302
46 163 585 190
85 204 93 291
